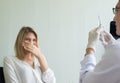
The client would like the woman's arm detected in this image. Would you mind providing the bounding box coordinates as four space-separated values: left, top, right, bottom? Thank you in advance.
3 57 19 83
22 41 56 83
42 68 56 83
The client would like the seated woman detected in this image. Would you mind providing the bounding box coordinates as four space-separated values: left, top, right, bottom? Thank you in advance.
3 26 56 83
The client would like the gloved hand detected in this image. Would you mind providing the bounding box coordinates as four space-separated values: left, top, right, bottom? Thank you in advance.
87 27 103 52
100 30 115 48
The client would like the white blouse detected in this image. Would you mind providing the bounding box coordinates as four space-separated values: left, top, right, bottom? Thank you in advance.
3 56 56 83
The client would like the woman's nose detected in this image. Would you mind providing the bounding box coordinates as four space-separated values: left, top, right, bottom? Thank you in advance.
29 40 33 45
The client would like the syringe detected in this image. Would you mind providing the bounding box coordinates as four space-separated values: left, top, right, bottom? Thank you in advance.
98 15 101 27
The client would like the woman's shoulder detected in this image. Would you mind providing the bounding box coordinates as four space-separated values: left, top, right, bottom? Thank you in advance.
4 56 16 59
4 56 17 63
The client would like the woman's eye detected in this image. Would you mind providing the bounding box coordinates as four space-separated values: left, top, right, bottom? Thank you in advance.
33 39 37 42
24 39 30 42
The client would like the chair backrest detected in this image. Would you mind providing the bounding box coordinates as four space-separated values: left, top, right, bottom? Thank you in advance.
0 67 5 83
110 21 120 39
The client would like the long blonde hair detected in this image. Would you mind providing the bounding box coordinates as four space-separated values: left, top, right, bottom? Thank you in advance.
14 26 38 59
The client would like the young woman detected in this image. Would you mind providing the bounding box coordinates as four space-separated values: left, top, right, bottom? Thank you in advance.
4 26 56 83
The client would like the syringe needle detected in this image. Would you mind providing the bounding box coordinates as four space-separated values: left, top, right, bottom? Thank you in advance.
98 15 101 27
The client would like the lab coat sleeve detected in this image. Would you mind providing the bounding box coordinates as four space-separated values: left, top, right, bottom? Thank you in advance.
79 54 96 83
42 68 56 83
3 57 19 83
79 40 120 83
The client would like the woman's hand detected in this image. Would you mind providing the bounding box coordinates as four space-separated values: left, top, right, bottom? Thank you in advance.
22 41 42 58
22 41 48 72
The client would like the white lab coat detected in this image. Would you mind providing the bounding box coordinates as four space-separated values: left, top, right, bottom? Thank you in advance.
3 56 56 83
80 39 120 83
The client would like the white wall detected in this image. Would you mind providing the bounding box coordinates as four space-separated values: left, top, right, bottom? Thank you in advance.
0 0 118 83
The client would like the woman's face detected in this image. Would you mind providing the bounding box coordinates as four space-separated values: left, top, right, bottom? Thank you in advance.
114 2 120 35
23 32 37 47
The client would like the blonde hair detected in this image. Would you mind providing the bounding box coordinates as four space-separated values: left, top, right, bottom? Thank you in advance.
14 26 38 59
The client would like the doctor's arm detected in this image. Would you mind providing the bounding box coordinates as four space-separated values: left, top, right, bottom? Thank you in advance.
79 27 117 83
79 27 103 83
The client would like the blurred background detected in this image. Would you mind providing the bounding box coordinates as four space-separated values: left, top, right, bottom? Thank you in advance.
0 0 117 83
